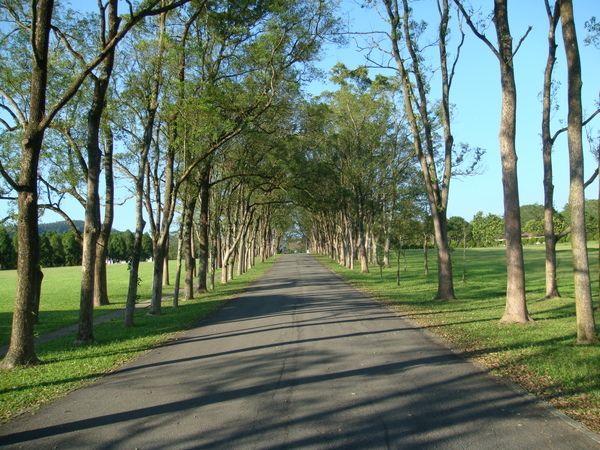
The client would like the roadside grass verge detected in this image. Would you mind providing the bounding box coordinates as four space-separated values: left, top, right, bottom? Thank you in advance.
0 257 276 424
317 243 600 434
0 262 162 345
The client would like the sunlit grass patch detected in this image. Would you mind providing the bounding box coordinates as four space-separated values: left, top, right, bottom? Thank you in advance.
0 262 164 345
317 244 600 433
0 257 276 424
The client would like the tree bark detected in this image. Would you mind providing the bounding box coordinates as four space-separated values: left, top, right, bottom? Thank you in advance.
494 0 531 324
196 163 211 293
123 121 151 326
383 0 455 300
75 0 120 344
423 234 429 276
183 196 197 300
542 0 561 299
94 130 115 307
453 0 531 322
560 0 598 344
172 214 185 309
1 0 54 369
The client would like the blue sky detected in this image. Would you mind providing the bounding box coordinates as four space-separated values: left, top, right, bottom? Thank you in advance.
2 0 599 231
308 0 600 222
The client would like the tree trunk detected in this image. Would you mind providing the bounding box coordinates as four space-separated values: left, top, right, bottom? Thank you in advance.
172 216 185 309
560 0 598 344
196 164 211 293
542 0 561 299
0 0 53 368
383 0 456 301
93 240 109 307
76 192 100 344
183 196 197 300
494 0 531 323
124 150 148 326
163 235 170 286
359 234 369 274
32 269 44 325
76 0 119 344
432 211 454 300
94 130 115 307
149 239 166 316
423 234 429 276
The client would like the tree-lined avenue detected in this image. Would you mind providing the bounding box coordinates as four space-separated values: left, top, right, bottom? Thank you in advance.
0 254 597 449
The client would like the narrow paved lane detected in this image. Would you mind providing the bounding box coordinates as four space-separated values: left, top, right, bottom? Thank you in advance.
1 254 598 449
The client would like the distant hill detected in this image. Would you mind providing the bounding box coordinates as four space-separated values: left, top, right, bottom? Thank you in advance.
38 220 84 234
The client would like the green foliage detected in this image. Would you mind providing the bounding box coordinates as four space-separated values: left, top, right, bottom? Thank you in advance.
0 227 16 270
520 203 545 224
62 231 82 266
471 211 504 246
108 231 153 263
523 218 544 237
447 216 472 244
585 16 600 49
561 199 598 238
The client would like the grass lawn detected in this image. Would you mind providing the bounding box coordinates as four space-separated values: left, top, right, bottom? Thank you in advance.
0 257 277 424
317 242 600 434
0 262 162 345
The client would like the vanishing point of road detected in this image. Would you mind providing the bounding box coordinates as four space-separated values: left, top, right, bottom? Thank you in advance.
1 254 599 449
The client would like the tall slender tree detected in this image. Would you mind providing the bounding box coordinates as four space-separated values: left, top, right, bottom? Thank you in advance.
0 0 192 367
560 0 598 344
455 0 532 322
380 0 475 300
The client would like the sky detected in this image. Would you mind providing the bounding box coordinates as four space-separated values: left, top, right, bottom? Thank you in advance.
308 0 600 223
1 0 599 231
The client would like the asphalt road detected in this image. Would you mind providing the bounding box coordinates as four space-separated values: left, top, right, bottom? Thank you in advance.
1 253 599 449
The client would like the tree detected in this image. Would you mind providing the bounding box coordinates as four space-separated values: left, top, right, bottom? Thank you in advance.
455 0 532 323
380 0 481 300
0 0 193 368
447 216 471 245
323 65 400 274
471 211 504 246
0 0 56 367
48 231 66 267
541 0 563 299
0 226 16 270
75 0 120 344
62 230 82 266
560 0 598 344
108 232 127 262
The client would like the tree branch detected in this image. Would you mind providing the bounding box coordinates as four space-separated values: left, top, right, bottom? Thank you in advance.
0 88 26 128
513 26 532 57
37 203 83 241
584 168 598 189
453 0 501 60
0 160 19 191
551 107 600 143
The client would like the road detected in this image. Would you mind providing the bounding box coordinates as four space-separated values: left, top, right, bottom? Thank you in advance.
0 253 598 449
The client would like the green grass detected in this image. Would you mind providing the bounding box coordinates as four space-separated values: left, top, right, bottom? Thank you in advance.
317 243 600 433
0 257 277 424
0 262 165 345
